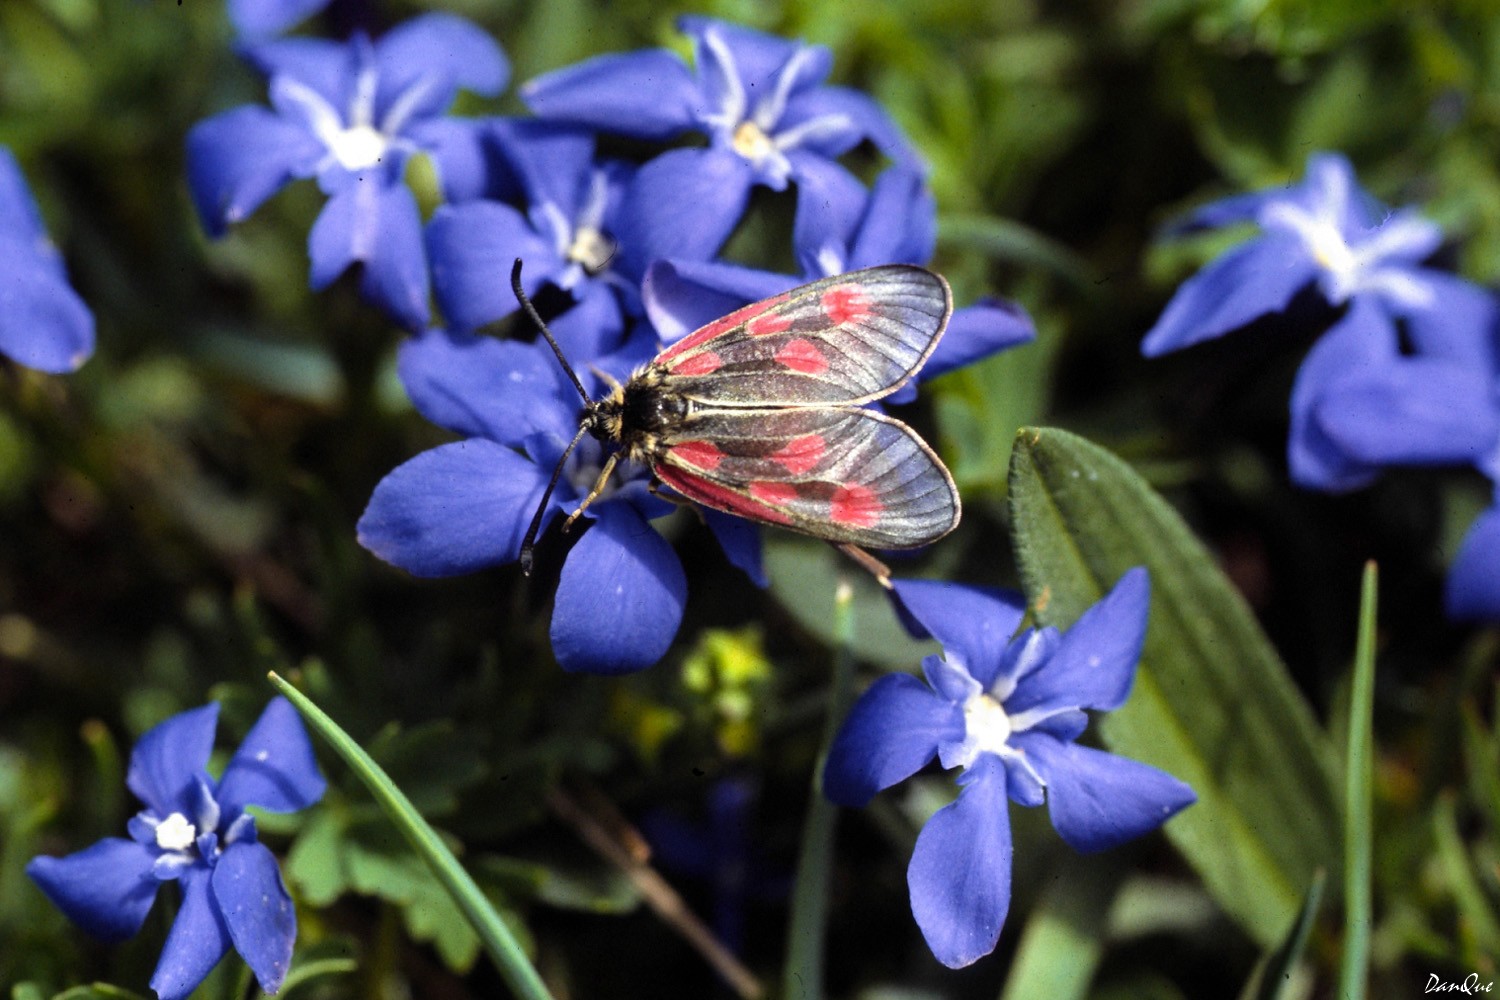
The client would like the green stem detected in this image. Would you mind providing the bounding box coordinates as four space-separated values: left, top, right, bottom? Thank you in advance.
1338 562 1377 1000
782 576 858 1000
267 672 554 1000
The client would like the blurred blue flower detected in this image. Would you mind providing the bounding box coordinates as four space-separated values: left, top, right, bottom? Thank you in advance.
27 698 325 1000
356 327 764 674
425 122 663 359
228 0 328 42
823 569 1195 968
186 14 508 331
0 147 94 373
643 164 1035 404
1141 153 1500 491
522 16 922 266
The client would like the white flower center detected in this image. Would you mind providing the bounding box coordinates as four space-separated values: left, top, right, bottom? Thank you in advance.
731 120 775 163
567 226 616 275
154 812 197 853
328 124 389 172
962 692 1013 758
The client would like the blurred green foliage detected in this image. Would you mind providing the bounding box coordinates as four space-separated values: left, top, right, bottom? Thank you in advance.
2 0 1498 997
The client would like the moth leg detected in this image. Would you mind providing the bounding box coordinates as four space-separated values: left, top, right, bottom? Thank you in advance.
835 543 892 589
647 477 706 522
563 453 621 533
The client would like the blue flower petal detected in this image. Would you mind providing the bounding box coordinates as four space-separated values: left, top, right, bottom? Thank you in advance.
789 157 872 274
1313 358 1500 468
822 673 960 806
523 49 698 141
907 754 1012 968
308 177 430 330
186 106 324 237
783 84 923 173
127 703 220 816
680 16 824 106
150 866 233 1000
25 838 158 941
397 332 580 444
642 257 792 343
242 36 352 109
890 580 1026 688
0 235 95 374
489 119 598 224
1161 188 1283 236
428 200 557 332
0 149 47 243
213 841 296 995
406 117 498 204
1446 505 1500 621
550 503 685 674
844 165 935 271
923 299 1036 379
358 440 552 576
1141 232 1318 356
375 14 508 117
1398 270 1500 368
547 279 629 363
1007 567 1148 715
1287 297 1398 491
215 697 325 817
1019 735 1195 853
227 0 328 41
615 148 753 277
703 510 766 588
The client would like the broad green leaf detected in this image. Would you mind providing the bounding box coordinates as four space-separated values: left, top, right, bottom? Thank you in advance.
998 853 1127 1000
1007 427 1339 947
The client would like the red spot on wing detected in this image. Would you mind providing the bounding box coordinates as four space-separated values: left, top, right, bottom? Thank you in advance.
748 311 793 336
774 338 828 375
822 285 871 326
750 482 799 509
669 350 722 375
768 434 825 475
669 441 725 471
656 292 793 363
658 466 793 525
830 483 882 528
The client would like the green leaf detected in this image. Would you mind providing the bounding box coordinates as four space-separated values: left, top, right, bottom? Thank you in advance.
764 536 935 670
998 854 1128 1000
268 673 555 1000
52 987 150 1000
1239 870 1326 1000
1007 427 1340 948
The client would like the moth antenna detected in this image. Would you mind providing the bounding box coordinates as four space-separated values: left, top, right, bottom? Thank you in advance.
520 423 591 576
562 452 620 533
513 258 592 406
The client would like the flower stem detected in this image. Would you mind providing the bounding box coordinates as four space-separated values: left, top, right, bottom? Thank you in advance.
782 576 857 1000
267 672 555 1000
1338 561 1377 1000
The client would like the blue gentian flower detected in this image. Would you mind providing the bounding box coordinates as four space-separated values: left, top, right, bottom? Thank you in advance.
27 698 325 1000
228 0 329 42
522 16 923 266
186 14 508 331
823 569 1196 968
1141 153 1500 491
643 165 1035 404
0 147 94 373
357 327 764 674
425 121 666 360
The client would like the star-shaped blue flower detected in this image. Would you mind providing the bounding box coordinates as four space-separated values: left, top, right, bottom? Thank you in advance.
642 164 1035 405
522 16 922 268
0 147 94 373
27 698 326 1000
823 569 1195 968
356 325 763 674
186 14 508 331
1141 153 1500 491
425 121 671 360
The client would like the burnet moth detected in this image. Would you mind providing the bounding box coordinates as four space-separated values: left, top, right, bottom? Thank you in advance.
513 259 961 582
